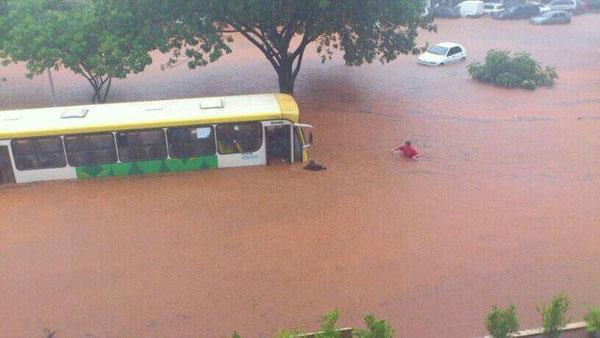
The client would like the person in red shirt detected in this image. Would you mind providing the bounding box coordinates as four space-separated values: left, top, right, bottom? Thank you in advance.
391 140 420 159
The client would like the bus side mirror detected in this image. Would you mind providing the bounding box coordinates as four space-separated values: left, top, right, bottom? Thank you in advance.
309 132 313 145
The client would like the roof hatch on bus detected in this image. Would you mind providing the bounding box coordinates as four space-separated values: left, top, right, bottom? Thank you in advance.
61 109 89 119
199 98 224 109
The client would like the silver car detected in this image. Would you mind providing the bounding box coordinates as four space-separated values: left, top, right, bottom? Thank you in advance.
529 10 571 24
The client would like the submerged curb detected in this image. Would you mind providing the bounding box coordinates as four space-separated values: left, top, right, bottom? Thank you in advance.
479 321 587 338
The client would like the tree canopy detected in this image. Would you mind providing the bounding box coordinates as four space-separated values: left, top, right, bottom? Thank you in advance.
153 0 434 94
1 0 434 101
1 0 158 102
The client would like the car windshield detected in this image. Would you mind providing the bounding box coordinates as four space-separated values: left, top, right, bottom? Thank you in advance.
428 45 449 55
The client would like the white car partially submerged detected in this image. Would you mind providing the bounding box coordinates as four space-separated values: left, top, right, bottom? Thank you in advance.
416 42 467 66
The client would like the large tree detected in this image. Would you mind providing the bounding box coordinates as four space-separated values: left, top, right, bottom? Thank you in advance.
1 0 158 103
154 0 434 94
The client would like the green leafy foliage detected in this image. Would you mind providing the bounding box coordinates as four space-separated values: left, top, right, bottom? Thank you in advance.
1 0 157 102
485 305 519 338
232 331 241 338
150 0 436 94
316 309 341 338
229 310 395 338
353 314 395 338
467 49 557 90
538 293 570 338
584 307 600 333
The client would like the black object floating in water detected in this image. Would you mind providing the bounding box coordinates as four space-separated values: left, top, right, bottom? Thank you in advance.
304 160 327 171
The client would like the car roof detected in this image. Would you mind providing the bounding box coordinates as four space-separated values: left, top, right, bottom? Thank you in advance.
436 42 462 48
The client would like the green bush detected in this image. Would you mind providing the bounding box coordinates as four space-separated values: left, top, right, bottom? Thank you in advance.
485 305 519 338
584 307 600 333
353 314 395 338
467 49 557 90
538 293 570 338
316 309 341 338
233 310 396 338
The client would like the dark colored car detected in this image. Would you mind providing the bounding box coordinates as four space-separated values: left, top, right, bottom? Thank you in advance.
493 4 541 18
432 6 461 18
529 10 571 24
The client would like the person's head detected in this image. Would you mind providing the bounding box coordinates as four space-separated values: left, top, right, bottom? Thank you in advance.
405 140 411 146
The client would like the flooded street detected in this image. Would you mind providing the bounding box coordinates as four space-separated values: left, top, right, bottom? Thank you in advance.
1 16 600 337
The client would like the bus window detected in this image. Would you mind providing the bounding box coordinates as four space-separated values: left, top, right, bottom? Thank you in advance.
167 126 215 158
11 137 66 170
64 133 117 166
216 122 262 154
116 129 167 162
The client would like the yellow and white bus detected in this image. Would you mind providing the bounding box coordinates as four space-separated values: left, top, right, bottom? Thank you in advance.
0 93 313 185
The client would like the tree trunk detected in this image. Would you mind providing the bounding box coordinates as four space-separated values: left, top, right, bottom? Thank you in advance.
277 60 295 94
92 88 101 103
277 71 294 94
90 76 112 104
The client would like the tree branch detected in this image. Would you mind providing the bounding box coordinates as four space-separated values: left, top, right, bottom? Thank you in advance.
77 64 93 83
252 24 282 64
229 22 281 71
228 16 282 64
291 33 316 60
292 44 305 81
102 76 112 102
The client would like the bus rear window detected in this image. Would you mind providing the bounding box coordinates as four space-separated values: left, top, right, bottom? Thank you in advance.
11 137 67 170
167 126 215 158
216 123 262 154
116 129 167 162
64 133 117 166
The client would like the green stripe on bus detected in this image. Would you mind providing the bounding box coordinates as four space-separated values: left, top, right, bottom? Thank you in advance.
75 155 218 179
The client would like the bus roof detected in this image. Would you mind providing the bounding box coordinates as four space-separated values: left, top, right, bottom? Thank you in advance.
0 93 299 139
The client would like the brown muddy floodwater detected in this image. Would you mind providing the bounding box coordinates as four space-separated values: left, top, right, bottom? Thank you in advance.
1 16 600 338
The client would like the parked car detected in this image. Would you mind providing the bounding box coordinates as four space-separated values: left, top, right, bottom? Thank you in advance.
529 10 571 23
588 0 600 10
432 5 461 18
494 4 541 18
549 0 585 13
454 0 485 17
483 2 505 14
531 1 552 12
417 42 467 66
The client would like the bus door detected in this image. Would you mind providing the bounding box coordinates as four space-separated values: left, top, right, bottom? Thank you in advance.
265 123 291 164
293 124 313 163
0 146 15 184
